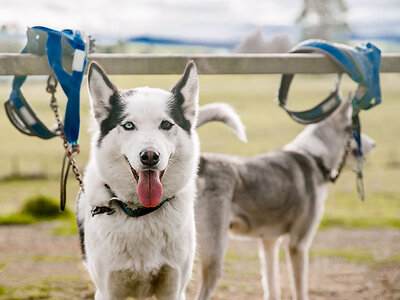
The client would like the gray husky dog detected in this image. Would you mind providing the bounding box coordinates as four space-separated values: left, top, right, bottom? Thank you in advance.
194 98 375 300
77 61 201 300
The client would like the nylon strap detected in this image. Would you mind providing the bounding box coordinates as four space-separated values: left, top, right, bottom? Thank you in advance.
278 74 342 124
278 40 381 125
5 26 88 145
277 40 382 201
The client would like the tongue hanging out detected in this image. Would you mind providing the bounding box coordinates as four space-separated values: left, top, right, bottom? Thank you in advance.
137 170 163 207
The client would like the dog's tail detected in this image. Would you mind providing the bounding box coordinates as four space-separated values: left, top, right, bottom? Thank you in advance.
197 103 247 142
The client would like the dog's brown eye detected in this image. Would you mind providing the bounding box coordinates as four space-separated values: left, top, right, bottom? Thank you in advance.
160 120 174 130
122 122 136 131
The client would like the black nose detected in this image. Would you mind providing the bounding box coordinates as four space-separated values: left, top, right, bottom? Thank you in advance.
140 150 160 167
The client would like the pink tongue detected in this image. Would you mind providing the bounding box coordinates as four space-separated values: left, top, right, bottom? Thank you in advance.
137 170 163 207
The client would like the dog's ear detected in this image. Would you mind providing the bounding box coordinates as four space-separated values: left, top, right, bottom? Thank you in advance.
87 61 119 121
340 95 353 115
333 94 353 127
170 61 199 131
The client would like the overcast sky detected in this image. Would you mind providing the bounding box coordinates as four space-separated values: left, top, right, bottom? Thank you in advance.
1 0 399 42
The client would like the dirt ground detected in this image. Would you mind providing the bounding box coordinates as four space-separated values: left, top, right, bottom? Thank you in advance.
0 223 399 299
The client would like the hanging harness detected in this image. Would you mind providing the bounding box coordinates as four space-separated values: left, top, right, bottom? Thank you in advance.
5 26 88 145
278 40 382 201
4 26 92 210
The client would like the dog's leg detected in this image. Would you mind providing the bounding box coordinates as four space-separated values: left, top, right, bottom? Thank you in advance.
94 290 112 300
155 266 181 300
284 246 296 299
195 198 231 300
288 244 309 300
259 237 282 300
196 246 227 300
196 220 229 300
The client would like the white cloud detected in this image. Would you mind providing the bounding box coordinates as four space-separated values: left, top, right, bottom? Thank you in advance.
0 0 398 42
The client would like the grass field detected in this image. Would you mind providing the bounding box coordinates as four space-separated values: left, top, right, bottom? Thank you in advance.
0 72 399 299
0 73 399 227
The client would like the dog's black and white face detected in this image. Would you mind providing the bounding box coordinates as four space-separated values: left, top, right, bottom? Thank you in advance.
87 61 199 207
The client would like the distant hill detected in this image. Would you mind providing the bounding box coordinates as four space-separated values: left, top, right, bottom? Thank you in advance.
127 36 237 49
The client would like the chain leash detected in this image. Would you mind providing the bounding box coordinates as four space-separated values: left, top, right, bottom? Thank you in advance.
47 76 84 211
329 127 353 183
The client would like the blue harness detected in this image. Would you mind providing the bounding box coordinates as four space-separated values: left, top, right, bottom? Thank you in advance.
4 26 88 146
278 40 382 200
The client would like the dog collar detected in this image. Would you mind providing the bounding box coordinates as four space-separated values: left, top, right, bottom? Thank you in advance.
303 137 352 184
91 184 175 218
306 153 332 182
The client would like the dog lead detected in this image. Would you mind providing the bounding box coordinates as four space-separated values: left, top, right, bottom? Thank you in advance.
4 26 91 146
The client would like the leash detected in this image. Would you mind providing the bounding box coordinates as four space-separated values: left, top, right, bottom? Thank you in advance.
4 26 93 210
352 114 365 201
91 184 175 218
277 40 382 201
47 76 84 210
331 127 353 183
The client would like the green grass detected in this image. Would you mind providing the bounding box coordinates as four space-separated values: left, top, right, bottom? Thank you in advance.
0 74 399 229
225 247 400 268
32 255 78 263
377 253 400 265
310 248 375 264
0 195 73 225
310 248 400 267
320 216 400 230
0 213 38 225
52 219 78 236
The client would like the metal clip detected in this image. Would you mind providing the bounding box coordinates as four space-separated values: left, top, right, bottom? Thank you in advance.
91 206 115 217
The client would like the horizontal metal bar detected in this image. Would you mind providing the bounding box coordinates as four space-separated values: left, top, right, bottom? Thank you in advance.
0 53 399 76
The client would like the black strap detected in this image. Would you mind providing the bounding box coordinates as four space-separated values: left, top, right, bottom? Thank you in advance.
278 73 342 124
307 153 332 182
91 184 175 218
4 91 59 139
112 197 174 218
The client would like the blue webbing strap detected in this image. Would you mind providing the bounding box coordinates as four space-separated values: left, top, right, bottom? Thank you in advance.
278 40 381 124
40 27 87 145
5 29 57 139
4 26 87 145
278 40 382 201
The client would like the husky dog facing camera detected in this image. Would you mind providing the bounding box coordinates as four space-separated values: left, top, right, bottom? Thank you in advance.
76 61 200 300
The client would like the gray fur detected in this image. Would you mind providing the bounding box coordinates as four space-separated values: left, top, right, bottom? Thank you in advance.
195 98 376 300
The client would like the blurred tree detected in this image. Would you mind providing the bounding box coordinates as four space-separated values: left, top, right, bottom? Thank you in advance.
296 0 350 41
0 23 24 52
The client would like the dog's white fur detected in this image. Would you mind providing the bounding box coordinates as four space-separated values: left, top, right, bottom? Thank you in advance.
77 61 200 300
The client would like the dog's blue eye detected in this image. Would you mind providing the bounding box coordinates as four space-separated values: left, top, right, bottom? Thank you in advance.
160 120 174 130
122 122 135 131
